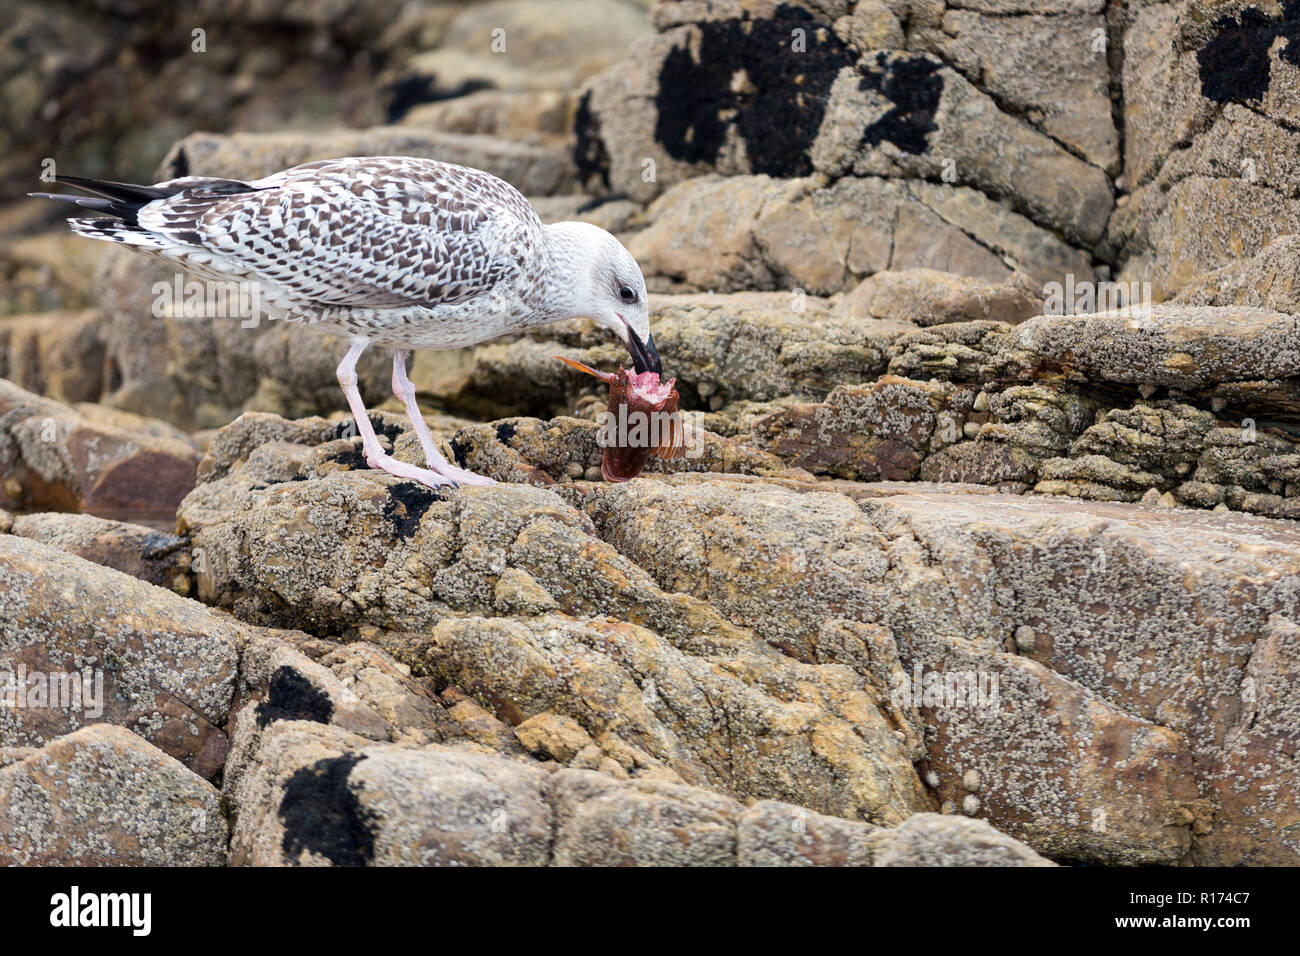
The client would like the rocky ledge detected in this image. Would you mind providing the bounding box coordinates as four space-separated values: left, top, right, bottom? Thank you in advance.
2 396 1297 865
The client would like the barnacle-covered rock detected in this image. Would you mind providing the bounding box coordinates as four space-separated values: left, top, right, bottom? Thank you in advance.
752 376 975 481
0 726 226 866
0 379 200 524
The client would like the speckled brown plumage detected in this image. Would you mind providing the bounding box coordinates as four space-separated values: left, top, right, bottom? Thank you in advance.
37 155 656 489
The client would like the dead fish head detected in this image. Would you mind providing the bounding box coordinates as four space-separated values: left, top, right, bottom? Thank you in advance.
556 355 684 482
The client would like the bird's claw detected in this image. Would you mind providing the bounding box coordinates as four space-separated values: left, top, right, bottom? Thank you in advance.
432 466 497 487
365 454 459 489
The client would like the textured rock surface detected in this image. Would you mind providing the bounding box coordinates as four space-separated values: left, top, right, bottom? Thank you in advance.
580 5 1112 240
450 413 802 486
0 379 200 527
867 812 1057 867
7 511 191 591
908 6 1118 173
94 248 394 430
178 423 932 825
1007 307 1300 390
228 721 552 866
226 717 1050 866
1115 5 1300 297
399 89 574 145
1 0 409 202
401 298 1300 524
568 476 1296 862
166 409 1300 864
386 0 651 110
159 127 576 198
433 292 907 417
0 310 103 402
0 725 226 866
1190 615 1300 865
842 269 1042 328
753 376 975 481
0 234 106 316
1175 234 1300 315
0 535 240 778
628 175 1094 294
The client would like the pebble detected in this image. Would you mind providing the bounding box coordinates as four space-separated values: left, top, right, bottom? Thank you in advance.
1014 624 1035 652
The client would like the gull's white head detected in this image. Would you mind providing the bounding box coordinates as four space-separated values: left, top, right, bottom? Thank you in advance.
545 220 659 374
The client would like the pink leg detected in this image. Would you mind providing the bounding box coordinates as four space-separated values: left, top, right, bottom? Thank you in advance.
335 340 457 489
391 350 495 486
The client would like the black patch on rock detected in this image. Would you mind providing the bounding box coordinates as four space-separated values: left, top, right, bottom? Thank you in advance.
451 437 471 468
384 75 436 121
574 90 612 191
383 74 493 122
279 753 377 866
577 194 626 214
856 52 943 155
495 421 517 445
653 4 852 177
329 446 368 470
167 146 189 179
1198 1 1300 103
372 415 404 443
384 481 438 539
255 666 334 729
106 357 123 394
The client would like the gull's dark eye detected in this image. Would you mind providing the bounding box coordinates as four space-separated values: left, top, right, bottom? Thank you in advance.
619 286 636 304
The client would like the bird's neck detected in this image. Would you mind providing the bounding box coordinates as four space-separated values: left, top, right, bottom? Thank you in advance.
536 222 594 321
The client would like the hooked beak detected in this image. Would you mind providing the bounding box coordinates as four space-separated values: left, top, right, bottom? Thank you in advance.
626 329 662 376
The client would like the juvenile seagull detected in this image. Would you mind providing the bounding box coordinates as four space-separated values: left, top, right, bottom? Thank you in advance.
32 156 659 488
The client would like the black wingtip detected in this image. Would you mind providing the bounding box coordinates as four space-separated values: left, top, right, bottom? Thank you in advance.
29 190 141 223
54 175 171 203
30 192 109 207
